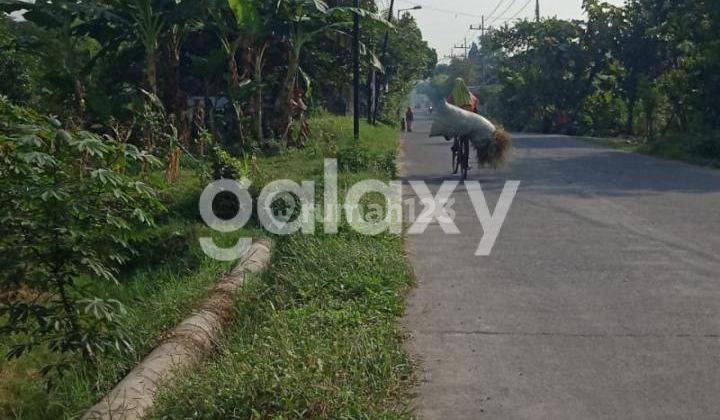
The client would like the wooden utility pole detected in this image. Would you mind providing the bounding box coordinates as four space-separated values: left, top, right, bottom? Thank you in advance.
353 0 360 140
535 0 540 22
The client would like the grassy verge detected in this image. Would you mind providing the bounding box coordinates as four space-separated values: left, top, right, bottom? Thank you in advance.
149 117 415 418
0 169 261 419
579 133 720 169
0 116 414 418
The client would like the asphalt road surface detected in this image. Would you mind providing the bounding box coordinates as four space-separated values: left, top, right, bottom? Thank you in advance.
401 114 720 419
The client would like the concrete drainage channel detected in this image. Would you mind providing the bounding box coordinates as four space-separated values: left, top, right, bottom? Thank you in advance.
83 239 273 420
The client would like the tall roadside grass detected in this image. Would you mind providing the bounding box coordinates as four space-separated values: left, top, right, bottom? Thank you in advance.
582 130 720 169
149 117 415 418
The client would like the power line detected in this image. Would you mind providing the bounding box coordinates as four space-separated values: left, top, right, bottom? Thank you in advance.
506 0 534 22
395 0 489 19
416 5 484 19
486 0 509 20
490 0 519 25
453 37 470 58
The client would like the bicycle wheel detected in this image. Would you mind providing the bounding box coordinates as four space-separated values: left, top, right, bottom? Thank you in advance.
452 138 461 174
460 137 470 181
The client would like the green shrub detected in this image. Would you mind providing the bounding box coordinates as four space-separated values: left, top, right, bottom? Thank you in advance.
211 146 252 180
338 146 396 177
0 97 163 382
690 132 720 160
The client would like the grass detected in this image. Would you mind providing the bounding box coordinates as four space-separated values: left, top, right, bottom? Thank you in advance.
579 133 720 169
148 116 415 418
1 116 415 418
0 169 261 419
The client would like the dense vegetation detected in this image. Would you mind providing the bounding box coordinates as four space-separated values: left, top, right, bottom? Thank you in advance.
0 0 433 417
151 118 413 418
0 115 411 418
439 0 720 160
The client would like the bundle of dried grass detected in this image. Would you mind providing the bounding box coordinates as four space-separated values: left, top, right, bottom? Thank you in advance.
471 128 512 168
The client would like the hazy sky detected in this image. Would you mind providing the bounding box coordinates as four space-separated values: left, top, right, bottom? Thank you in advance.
386 0 624 60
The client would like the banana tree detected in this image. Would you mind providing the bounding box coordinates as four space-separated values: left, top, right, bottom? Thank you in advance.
203 0 251 144
81 0 199 119
227 0 268 143
272 0 389 138
128 0 164 96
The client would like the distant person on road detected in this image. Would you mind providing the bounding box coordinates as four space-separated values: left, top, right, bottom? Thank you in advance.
405 107 415 132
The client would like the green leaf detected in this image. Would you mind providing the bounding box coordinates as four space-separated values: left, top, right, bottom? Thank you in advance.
227 0 261 34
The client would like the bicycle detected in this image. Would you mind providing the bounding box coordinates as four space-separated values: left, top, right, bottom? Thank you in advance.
451 135 471 181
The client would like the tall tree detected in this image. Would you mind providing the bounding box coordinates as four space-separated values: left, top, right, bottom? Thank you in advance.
0 0 96 120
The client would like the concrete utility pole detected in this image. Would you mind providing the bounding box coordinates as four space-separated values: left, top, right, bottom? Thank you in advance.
469 15 485 38
535 0 540 22
353 0 360 140
469 16 486 84
453 37 469 59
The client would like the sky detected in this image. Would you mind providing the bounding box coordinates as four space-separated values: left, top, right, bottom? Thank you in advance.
383 0 624 60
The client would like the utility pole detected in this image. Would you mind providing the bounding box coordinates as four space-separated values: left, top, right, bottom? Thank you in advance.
535 0 540 22
367 66 375 124
353 0 360 140
453 37 469 59
469 16 485 84
469 15 485 38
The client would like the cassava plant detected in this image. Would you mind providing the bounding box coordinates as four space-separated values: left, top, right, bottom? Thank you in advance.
0 96 163 380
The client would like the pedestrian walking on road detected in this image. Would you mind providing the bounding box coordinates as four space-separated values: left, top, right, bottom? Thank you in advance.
405 107 415 132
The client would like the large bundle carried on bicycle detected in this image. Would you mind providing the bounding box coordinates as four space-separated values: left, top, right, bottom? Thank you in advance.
429 100 512 168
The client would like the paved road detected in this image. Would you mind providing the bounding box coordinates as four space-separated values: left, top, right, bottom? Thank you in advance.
401 114 720 419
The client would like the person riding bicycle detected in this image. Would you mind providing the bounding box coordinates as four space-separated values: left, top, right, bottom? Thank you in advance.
445 78 478 174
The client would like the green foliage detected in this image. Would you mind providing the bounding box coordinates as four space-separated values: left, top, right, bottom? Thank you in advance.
447 0 718 157
338 145 396 177
577 89 628 137
212 145 251 180
227 0 262 34
150 116 412 418
0 168 256 418
0 97 163 380
0 17 37 103
375 14 436 124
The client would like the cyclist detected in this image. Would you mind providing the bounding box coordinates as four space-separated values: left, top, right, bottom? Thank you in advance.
446 78 478 175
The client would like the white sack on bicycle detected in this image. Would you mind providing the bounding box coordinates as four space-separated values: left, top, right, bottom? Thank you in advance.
429 100 512 167
429 100 496 141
